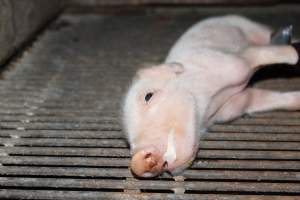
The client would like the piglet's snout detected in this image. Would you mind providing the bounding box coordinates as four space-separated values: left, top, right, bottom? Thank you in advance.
130 147 166 178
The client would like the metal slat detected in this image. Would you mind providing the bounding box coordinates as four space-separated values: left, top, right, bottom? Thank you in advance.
0 166 131 178
1 138 300 150
2 115 300 126
2 155 300 169
199 141 300 150
182 170 300 181
0 190 297 200
197 150 300 160
210 124 300 133
4 156 300 170
0 122 121 130
0 147 129 157
0 138 127 147
1 129 300 142
0 130 123 139
205 132 300 141
192 160 300 170
0 177 299 194
0 110 121 117
251 111 300 119
0 115 119 123
3 148 300 159
1 166 300 182
0 156 130 167
231 118 300 125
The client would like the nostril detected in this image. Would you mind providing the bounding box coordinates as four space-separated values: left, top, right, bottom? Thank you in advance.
145 152 152 159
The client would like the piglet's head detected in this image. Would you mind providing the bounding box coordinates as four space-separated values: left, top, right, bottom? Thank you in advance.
123 63 199 178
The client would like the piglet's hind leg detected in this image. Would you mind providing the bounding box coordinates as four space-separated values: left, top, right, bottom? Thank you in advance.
215 88 300 123
241 45 299 70
245 89 300 113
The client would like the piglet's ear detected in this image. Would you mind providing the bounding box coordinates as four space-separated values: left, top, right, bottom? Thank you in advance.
136 62 184 80
166 62 184 75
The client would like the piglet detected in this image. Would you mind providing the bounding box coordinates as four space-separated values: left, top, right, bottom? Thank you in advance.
122 15 300 178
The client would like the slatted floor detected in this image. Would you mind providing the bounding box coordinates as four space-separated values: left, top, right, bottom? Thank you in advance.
1 5 300 200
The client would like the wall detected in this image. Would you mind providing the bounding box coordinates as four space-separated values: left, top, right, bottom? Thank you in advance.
68 0 279 6
0 0 61 65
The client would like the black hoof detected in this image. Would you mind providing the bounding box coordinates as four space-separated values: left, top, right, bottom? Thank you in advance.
291 42 300 66
271 25 293 45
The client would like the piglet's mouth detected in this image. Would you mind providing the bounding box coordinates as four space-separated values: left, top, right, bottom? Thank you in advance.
165 143 199 176
141 160 169 178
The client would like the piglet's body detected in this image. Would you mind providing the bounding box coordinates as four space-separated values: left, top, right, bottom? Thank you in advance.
123 15 300 178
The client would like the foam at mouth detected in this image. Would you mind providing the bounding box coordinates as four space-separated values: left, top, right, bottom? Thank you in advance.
163 129 177 165
143 172 155 177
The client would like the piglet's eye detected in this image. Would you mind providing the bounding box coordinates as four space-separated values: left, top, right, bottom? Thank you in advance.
145 92 153 102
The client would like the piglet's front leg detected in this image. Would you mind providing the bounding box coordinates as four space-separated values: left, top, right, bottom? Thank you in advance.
215 88 300 123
